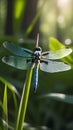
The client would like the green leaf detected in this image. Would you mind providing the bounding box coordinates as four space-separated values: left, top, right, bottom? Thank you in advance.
49 37 73 68
49 37 65 50
42 93 73 104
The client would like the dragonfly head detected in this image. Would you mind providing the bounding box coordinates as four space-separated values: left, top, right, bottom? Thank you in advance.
34 47 42 56
34 46 42 52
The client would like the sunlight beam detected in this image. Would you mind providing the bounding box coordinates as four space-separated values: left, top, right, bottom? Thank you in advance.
57 0 69 7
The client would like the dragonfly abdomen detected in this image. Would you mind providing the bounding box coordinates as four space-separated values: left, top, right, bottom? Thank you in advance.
32 67 38 92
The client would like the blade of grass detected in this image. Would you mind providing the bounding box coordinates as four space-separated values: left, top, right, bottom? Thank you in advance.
40 93 73 104
25 0 48 36
0 77 19 96
2 120 14 130
2 83 8 130
15 68 33 130
13 0 26 34
0 77 18 123
7 83 19 117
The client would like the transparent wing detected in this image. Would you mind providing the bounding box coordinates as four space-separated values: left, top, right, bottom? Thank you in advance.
3 42 33 57
2 56 32 70
42 48 72 60
40 60 71 73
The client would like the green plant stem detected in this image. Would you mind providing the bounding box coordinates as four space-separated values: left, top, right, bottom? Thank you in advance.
3 83 8 130
15 68 33 130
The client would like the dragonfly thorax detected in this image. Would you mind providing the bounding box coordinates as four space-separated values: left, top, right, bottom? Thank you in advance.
33 47 42 63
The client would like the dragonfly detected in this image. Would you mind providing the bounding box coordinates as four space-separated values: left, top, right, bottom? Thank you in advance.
2 34 72 92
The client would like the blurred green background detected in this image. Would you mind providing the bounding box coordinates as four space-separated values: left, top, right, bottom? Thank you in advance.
0 0 73 129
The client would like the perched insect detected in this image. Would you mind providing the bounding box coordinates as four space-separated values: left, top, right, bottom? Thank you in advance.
2 34 72 92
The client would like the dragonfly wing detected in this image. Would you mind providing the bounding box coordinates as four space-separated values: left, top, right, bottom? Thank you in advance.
3 42 33 57
2 56 32 70
42 48 72 60
40 60 71 73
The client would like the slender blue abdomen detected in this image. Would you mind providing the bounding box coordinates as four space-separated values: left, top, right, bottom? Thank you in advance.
32 67 38 92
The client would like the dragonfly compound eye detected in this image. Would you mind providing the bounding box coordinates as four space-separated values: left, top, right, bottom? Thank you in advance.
34 47 42 52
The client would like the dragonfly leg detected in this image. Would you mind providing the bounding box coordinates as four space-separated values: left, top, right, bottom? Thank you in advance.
40 60 48 64
42 52 49 56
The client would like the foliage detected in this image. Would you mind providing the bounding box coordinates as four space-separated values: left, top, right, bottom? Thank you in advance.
0 0 73 130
